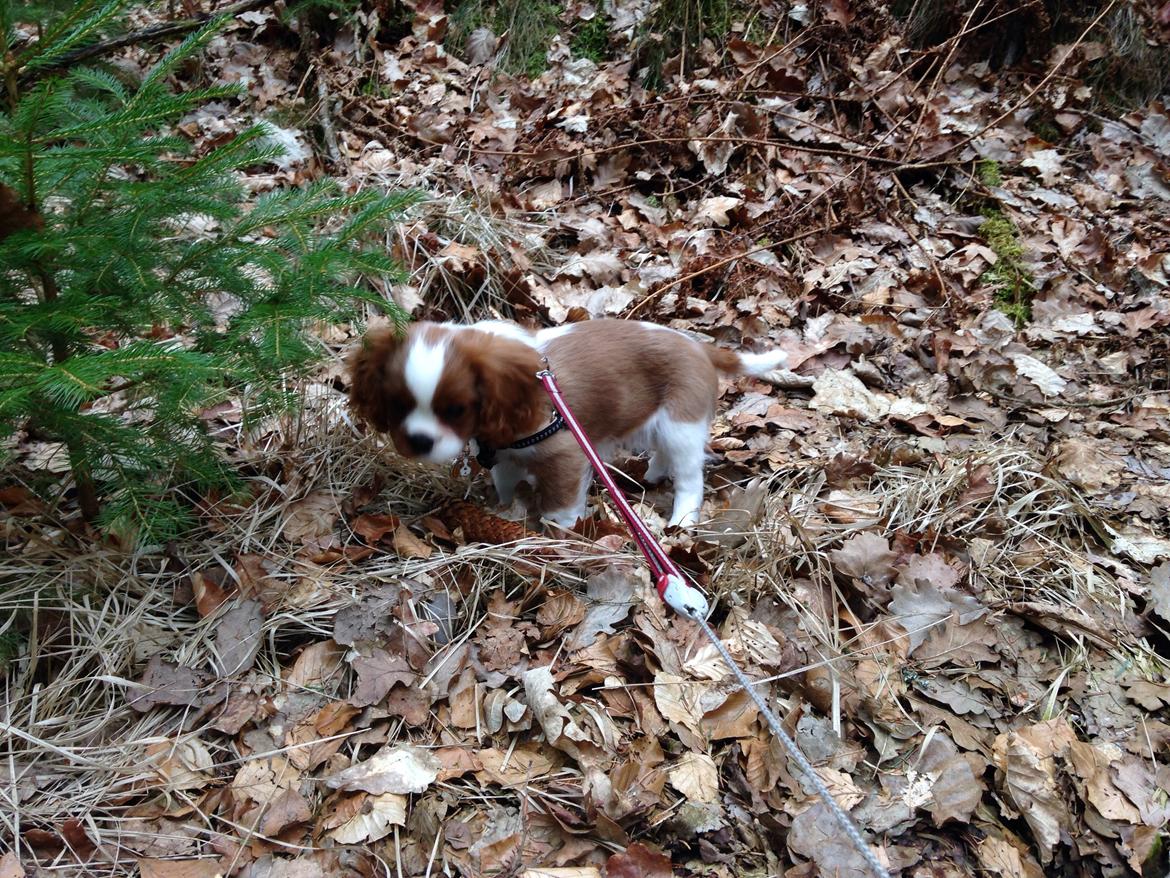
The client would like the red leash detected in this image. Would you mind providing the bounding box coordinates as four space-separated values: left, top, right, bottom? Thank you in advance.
536 368 709 620
534 366 891 878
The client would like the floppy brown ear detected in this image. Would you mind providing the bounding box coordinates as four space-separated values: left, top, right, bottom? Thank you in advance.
347 326 402 432
467 334 544 447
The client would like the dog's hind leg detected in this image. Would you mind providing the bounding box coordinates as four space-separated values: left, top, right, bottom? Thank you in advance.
654 418 710 527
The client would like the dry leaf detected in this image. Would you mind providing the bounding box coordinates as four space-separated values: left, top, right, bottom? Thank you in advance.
536 590 586 637
287 640 345 689
1022 148 1064 185
0 853 23 878
477 746 556 786
324 745 439 794
831 532 897 589
523 665 588 752
385 684 434 725
566 566 637 650
889 580 986 654
992 720 1075 861
667 752 719 803
1052 439 1121 492
145 738 214 792
811 370 892 421
787 803 878 878
282 491 339 544
918 733 985 825
693 196 741 227
191 569 232 618
975 828 1045 878
604 843 672 878
137 860 222 878
1148 561 1170 624
465 27 497 65
1067 741 1141 823
332 585 402 647
351 649 414 707
230 755 298 815
259 787 313 836
326 792 407 843
215 599 263 675
652 673 711 738
1008 353 1066 397
392 524 433 559
351 512 401 543
130 656 210 712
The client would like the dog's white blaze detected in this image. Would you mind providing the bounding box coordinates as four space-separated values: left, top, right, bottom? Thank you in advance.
402 337 465 462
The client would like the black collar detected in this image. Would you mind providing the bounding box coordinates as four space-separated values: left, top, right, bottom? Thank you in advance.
475 411 565 468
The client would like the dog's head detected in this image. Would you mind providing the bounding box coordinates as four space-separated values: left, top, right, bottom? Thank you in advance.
348 323 544 462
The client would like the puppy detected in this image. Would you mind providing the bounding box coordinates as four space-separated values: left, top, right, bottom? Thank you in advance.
348 319 787 528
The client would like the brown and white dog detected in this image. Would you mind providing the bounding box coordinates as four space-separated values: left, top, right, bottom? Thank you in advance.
348 319 788 528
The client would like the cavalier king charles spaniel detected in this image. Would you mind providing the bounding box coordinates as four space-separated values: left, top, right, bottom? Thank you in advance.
348 319 787 528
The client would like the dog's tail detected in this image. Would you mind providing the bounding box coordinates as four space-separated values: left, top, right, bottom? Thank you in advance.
707 345 789 377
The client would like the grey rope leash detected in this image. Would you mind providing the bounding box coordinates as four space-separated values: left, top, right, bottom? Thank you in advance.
694 614 891 878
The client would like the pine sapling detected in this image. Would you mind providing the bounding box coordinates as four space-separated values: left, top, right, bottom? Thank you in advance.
0 2 419 542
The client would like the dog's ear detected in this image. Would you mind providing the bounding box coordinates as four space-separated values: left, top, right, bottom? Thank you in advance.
347 326 403 432
466 334 544 447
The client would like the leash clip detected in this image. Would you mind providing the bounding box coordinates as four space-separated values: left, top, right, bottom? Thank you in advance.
657 573 710 620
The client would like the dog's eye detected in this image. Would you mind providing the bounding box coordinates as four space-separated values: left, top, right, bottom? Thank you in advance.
443 403 466 420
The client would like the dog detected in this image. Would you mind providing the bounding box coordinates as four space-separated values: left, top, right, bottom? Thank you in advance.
348 318 788 528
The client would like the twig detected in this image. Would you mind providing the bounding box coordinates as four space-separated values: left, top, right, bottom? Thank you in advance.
626 223 839 318
475 133 918 166
890 175 956 308
911 0 1119 166
902 3 983 156
316 75 342 167
984 387 1164 409
18 0 280 75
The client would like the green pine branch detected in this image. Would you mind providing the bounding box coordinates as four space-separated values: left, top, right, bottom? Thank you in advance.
0 2 416 540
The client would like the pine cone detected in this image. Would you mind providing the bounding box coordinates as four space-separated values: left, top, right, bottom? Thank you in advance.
442 501 532 544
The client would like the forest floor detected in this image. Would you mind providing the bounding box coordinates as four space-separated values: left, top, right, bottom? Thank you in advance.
3 2 1170 877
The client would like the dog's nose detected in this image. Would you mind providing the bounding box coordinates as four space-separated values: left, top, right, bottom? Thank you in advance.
406 433 434 455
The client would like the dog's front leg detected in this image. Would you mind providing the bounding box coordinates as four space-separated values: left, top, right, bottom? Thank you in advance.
530 455 591 531
490 459 527 507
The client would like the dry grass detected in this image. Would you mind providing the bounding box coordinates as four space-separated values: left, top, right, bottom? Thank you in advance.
361 192 561 323
1 390 1157 871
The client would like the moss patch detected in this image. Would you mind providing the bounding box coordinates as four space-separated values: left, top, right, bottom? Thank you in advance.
1026 112 1062 145
980 207 1034 325
571 15 610 63
976 158 1002 187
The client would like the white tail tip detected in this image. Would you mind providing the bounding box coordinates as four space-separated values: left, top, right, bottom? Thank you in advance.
738 350 789 376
